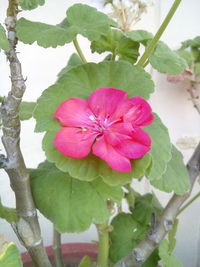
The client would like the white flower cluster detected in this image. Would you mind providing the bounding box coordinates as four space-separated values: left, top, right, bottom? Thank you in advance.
100 0 154 31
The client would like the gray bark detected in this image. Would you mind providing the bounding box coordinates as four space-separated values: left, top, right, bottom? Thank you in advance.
0 11 52 267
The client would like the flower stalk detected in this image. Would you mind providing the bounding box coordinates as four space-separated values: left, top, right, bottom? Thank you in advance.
96 221 110 267
73 37 87 63
177 191 200 216
53 227 64 267
137 0 182 67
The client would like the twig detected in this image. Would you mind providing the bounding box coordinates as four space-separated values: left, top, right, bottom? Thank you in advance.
0 1 52 266
114 142 200 267
188 80 200 115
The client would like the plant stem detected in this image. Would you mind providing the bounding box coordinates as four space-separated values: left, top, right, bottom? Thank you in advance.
137 0 182 67
73 37 87 63
143 60 149 68
53 227 64 267
96 221 110 267
111 53 116 61
1 2 52 266
177 191 200 216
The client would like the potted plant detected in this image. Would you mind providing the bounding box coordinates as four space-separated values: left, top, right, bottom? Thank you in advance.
0 0 200 266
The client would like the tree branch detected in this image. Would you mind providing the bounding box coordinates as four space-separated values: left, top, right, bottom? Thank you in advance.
114 142 200 267
0 3 52 266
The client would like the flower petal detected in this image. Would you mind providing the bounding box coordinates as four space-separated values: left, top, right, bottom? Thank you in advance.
88 88 127 119
54 98 94 127
123 97 154 127
115 128 151 159
92 136 131 172
54 127 97 158
104 123 133 146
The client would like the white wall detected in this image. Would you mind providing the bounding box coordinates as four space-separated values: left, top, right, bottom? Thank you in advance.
0 1 200 266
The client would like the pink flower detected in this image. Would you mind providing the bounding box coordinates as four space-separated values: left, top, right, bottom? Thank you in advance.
54 88 154 172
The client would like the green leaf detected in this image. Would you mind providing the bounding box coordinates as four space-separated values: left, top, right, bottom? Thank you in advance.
145 113 172 180
177 50 194 67
109 213 147 263
67 4 117 41
117 36 139 63
181 36 200 49
131 193 163 225
159 239 183 267
99 154 151 186
0 242 22 267
19 102 36 120
19 0 45 10
30 162 124 232
34 61 154 184
91 29 140 63
42 130 100 182
34 61 154 133
191 47 200 62
195 62 200 75
91 29 123 54
0 24 9 52
125 186 138 210
78 256 92 267
0 199 17 223
150 146 190 195
141 249 160 267
57 53 83 80
126 30 153 44
16 4 116 47
16 18 77 48
42 130 151 185
149 41 188 75
168 219 179 253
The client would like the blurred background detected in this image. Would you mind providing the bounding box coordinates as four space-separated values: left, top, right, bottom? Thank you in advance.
0 1 200 266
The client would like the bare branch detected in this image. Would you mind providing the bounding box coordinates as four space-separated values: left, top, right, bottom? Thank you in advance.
115 142 200 267
188 80 200 115
0 3 52 266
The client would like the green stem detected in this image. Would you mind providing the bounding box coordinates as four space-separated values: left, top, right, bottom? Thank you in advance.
177 191 200 216
73 37 87 63
143 59 149 68
53 227 64 267
137 0 182 67
111 53 116 61
97 221 109 267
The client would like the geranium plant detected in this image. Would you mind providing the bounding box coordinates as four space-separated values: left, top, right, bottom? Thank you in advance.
0 0 200 267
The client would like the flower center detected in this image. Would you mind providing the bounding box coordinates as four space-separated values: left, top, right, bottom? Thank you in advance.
88 114 120 135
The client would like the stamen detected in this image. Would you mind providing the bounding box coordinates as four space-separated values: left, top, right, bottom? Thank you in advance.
89 115 95 121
